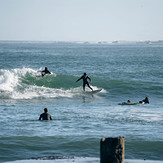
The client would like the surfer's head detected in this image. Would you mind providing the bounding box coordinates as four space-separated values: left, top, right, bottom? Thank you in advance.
84 72 87 76
45 67 48 70
44 108 48 113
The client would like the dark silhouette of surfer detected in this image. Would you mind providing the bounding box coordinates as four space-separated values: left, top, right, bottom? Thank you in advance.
139 97 149 104
41 67 51 77
39 108 52 120
76 73 93 91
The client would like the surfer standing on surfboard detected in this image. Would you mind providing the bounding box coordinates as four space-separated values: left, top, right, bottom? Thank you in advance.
76 73 93 91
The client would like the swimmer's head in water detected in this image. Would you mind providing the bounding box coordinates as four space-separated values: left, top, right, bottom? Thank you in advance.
44 108 48 113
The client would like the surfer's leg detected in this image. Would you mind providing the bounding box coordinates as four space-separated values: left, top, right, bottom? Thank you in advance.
87 83 93 91
83 83 86 91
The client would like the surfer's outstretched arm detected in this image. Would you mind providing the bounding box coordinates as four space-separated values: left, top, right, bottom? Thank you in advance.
76 76 83 82
47 70 51 74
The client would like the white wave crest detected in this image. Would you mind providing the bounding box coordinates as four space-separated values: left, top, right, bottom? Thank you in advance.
0 68 36 92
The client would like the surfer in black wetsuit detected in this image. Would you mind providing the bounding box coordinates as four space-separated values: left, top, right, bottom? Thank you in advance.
139 97 149 104
76 73 93 91
39 108 52 120
41 67 51 77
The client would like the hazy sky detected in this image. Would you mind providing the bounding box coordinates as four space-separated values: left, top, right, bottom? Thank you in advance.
0 0 163 42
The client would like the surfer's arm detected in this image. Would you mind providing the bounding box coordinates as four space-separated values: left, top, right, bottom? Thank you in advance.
87 76 91 83
39 114 42 120
47 70 51 74
41 70 45 75
76 76 82 82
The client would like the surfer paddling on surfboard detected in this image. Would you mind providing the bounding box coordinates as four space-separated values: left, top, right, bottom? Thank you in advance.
76 72 93 91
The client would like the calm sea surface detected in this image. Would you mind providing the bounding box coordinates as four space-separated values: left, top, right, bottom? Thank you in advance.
0 41 163 162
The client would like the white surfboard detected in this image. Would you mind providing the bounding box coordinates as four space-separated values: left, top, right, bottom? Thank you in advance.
85 89 102 94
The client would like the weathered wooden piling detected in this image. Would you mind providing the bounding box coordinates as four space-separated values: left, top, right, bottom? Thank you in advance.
100 137 125 163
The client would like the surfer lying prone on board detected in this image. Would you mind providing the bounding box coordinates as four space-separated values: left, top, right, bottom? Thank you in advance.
139 97 149 104
119 100 139 105
76 72 93 91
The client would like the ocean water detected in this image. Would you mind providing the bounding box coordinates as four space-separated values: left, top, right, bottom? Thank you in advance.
0 41 163 163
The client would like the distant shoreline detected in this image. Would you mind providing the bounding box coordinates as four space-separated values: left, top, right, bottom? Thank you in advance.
0 40 163 45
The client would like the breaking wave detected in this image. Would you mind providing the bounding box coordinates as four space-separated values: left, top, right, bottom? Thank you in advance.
0 68 102 99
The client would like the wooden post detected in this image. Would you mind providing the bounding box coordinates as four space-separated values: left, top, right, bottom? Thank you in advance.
100 137 124 163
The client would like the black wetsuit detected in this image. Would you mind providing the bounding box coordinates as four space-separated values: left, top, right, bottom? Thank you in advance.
41 69 51 77
76 75 93 91
143 98 149 104
39 113 52 120
139 97 149 104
